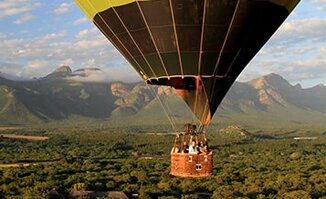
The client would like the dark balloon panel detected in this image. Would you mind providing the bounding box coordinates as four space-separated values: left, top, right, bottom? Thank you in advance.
77 0 300 124
139 0 172 27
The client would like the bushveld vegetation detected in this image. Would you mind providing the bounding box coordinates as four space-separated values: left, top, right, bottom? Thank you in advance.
0 126 325 199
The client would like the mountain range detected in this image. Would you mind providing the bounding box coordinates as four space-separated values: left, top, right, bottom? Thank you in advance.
0 66 325 132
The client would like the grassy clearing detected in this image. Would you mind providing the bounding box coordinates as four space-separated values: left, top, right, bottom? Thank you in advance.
0 163 39 168
0 134 48 141
0 127 20 131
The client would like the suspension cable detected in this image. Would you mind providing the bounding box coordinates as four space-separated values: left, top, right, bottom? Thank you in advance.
159 88 179 128
145 83 178 133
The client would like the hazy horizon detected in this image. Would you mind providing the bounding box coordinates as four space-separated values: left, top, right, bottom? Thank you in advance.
0 0 325 87
1 65 325 89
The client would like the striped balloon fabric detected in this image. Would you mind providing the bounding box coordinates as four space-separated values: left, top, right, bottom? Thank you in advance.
75 0 299 124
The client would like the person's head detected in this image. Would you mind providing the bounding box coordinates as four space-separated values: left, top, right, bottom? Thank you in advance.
203 145 207 151
191 140 196 146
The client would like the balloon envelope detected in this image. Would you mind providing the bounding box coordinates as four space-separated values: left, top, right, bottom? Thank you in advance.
75 0 299 124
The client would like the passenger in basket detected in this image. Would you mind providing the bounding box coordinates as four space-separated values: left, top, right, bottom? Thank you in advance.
171 146 179 153
182 141 189 153
197 141 202 154
188 140 197 154
202 143 208 154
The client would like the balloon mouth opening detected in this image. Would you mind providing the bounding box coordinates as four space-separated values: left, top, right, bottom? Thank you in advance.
148 76 212 125
147 76 199 91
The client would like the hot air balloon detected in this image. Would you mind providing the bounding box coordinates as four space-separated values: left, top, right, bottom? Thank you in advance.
75 0 300 178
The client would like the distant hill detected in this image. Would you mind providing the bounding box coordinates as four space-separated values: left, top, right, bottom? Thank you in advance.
0 66 325 131
218 73 326 131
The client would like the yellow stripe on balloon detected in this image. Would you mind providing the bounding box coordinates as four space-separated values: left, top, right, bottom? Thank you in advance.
74 0 153 20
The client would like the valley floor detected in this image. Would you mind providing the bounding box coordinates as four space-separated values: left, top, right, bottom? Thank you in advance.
0 125 325 198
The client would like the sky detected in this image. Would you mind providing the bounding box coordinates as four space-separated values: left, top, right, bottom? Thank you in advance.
0 0 325 87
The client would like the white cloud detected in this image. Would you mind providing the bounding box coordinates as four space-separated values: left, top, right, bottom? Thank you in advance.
273 17 326 45
20 30 29 34
0 61 30 81
26 59 48 69
73 17 88 25
60 58 75 66
73 37 107 50
68 67 140 82
2 1 321 85
0 0 40 20
240 45 326 85
14 13 34 25
0 61 22 72
282 60 326 83
85 59 96 67
309 0 326 11
53 3 71 15
41 31 66 41
238 19 326 87
2 39 24 48
75 28 97 39
0 60 47 78
317 47 326 57
0 28 126 79
0 32 6 39
0 6 29 19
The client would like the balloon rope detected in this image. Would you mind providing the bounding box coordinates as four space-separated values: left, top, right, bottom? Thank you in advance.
86 1 177 133
161 92 178 130
152 85 178 130
194 0 208 124
197 0 208 74
82 1 151 81
209 0 241 104
160 91 179 132
212 0 241 75
135 0 169 77
108 0 158 79
168 0 184 78
146 84 178 133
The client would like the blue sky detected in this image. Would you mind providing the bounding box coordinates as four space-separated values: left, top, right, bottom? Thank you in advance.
0 0 325 87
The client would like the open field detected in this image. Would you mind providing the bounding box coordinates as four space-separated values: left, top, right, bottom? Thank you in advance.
0 163 39 168
0 127 20 131
0 126 325 198
0 134 48 141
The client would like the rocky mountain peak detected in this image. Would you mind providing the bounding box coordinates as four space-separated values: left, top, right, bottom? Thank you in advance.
111 82 130 97
249 73 290 90
54 66 72 74
294 83 302 89
44 66 72 80
1 69 326 126
248 73 292 106
158 86 174 96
